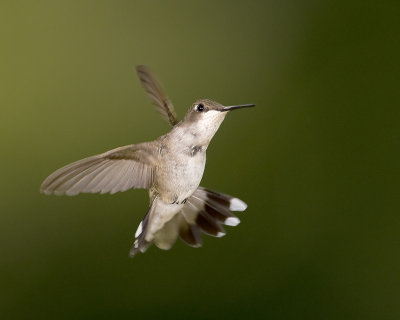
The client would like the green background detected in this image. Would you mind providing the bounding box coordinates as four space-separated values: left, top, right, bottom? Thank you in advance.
1 1 399 319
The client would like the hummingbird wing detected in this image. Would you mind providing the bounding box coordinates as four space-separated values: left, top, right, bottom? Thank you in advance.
40 142 157 196
136 65 178 126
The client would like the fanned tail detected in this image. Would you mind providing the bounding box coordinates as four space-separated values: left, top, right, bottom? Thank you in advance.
179 187 247 247
129 187 247 257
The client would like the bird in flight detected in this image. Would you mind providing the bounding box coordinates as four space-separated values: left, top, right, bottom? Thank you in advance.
40 65 255 257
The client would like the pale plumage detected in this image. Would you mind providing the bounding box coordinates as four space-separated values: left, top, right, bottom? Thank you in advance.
40 66 255 257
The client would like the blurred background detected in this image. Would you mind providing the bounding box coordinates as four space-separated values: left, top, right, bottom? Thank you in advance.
1 1 399 319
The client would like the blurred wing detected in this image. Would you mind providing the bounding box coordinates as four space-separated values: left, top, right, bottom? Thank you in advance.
40 142 157 196
136 65 178 126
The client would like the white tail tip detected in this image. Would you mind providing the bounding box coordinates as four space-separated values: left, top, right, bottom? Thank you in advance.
225 217 240 226
229 198 247 211
135 222 143 238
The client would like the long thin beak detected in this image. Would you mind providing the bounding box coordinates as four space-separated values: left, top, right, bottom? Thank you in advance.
221 104 256 112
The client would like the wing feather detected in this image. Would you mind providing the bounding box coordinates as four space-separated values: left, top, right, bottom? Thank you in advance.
64 161 112 196
53 161 109 195
136 65 178 126
40 142 157 196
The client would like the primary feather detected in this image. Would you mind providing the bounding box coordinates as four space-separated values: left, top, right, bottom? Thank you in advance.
136 65 178 126
40 142 157 195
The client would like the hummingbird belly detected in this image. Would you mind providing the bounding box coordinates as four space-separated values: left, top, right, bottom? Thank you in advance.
155 150 206 204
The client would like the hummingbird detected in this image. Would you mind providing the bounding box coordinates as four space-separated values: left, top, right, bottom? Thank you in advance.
40 65 255 257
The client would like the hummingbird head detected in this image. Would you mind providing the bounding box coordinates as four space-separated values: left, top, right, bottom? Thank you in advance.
182 99 255 144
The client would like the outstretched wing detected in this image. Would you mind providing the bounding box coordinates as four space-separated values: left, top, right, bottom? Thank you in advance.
136 65 178 126
40 142 157 196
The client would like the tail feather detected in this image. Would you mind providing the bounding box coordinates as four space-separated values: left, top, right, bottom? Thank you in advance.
185 199 226 237
179 186 247 246
196 212 226 237
178 213 203 247
129 186 247 257
129 208 152 257
191 187 246 226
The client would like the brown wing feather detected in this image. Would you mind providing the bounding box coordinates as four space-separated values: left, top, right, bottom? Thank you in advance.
40 142 157 196
136 65 178 126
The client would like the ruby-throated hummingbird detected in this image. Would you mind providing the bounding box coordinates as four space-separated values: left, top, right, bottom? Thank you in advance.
40 65 255 257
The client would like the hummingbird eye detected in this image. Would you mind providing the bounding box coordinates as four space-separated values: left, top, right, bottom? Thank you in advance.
196 104 205 112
